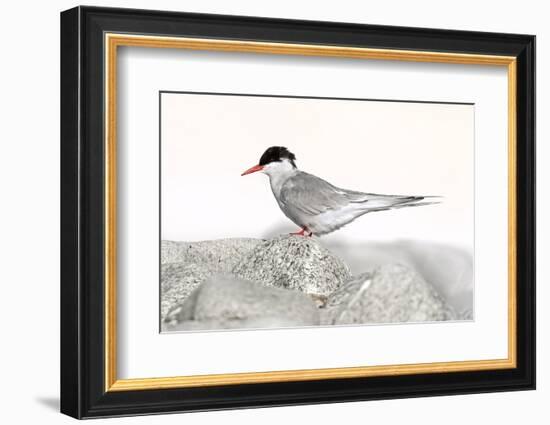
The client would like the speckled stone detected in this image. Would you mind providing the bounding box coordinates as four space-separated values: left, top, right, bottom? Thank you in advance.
161 239 262 272
163 275 320 331
321 264 455 325
326 241 473 314
231 235 351 297
458 308 473 320
160 262 215 321
161 239 263 321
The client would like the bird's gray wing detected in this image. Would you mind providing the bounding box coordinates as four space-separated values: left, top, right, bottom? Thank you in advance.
279 172 353 215
280 172 429 215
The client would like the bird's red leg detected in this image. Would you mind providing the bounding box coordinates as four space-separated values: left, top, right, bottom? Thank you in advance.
290 227 307 236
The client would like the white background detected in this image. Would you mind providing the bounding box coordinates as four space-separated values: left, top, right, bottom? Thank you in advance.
161 93 475 247
119 48 507 378
0 0 546 424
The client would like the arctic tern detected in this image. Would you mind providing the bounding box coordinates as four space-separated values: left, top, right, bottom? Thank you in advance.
241 146 438 237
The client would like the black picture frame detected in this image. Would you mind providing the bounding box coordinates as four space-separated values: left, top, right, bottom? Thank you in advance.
61 5 535 419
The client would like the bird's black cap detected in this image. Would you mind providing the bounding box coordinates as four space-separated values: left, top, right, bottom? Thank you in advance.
258 146 297 167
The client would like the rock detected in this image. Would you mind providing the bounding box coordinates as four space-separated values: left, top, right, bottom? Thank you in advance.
167 316 314 332
322 264 455 325
161 238 262 272
232 235 351 298
458 308 473 320
326 240 473 314
164 275 320 331
161 237 465 331
161 238 263 320
403 242 473 316
161 262 215 320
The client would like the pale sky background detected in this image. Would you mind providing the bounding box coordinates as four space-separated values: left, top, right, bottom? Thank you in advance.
161 92 474 249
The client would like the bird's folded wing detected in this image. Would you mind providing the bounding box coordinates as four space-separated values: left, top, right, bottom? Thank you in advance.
279 172 356 215
280 172 422 215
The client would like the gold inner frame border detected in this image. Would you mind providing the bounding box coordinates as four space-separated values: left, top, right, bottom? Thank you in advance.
104 33 517 392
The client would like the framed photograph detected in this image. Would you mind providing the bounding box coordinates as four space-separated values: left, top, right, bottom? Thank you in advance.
60 6 535 419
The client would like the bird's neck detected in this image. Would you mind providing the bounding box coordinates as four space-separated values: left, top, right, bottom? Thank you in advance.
268 167 298 199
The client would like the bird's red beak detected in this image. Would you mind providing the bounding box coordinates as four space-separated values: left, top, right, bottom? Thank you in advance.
241 164 264 176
